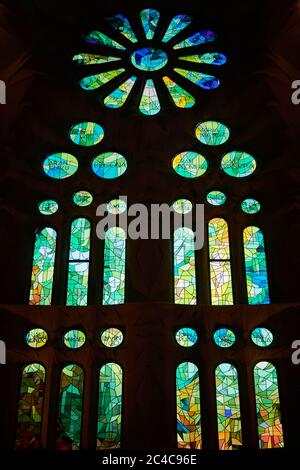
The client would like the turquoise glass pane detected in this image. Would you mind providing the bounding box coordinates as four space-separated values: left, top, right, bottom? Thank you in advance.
139 79 160 115
221 151 256 178
251 328 273 347
64 330 86 349
213 328 236 348
80 69 125 91
106 14 137 43
38 200 58 215
179 52 227 65
162 15 191 43
73 191 93 207
103 227 126 305
91 152 127 179
174 30 216 49
26 329 48 348
101 328 124 348
84 31 126 50
175 328 198 347
67 218 90 306
43 153 78 179
69 122 104 146
163 76 195 108
104 76 136 108
206 191 227 206
174 227 197 305
140 9 160 40
174 68 219 89
172 151 208 178
195 121 230 146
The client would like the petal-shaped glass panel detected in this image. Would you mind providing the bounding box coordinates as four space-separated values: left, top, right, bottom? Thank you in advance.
139 79 160 115
72 53 121 65
107 199 127 214
162 15 192 43
241 198 261 214
172 199 193 214
172 151 208 178
174 30 216 49
175 328 198 347
179 52 226 65
84 31 126 50
64 330 86 349
140 9 160 40
251 328 273 347
106 14 137 43
163 76 195 108
80 69 125 90
174 68 219 89
104 76 136 108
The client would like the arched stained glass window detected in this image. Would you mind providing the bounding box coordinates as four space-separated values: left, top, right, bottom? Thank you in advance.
103 227 126 305
243 226 270 304
29 227 57 305
15 363 46 449
174 227 197 305
97 363 123 449
56 364 84 450
66 218 91 306
215 363 243 450
176 362 201 449
208 218 233 305
253 362 284 449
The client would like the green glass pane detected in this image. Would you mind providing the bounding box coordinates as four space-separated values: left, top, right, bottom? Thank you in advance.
215 363 243 450
221 151 256 178
101 328 124 348
72 53 121 65
107 199 127 214
213 328 236 348
69 122 104 146
57 364 84 450
176 362 201 449
97 363 122 449
131 48 168 71
179 52 227 65
243 226 270 304
139 79 160 115
29 227 57 305
174 68 219 89
64 330 86 349
103 227 126 305
251 328 273 347
172 151 208 178
73 191 93 207
67 219 90 306
26 329 48 348
15 364 46 449
80 69 125 90
175 328 198 347
172 199 193 214
163 76 195 108
104 76 136 108
84 31 126 50
140 9 160 40
92 152 127 179
174 30 216 49
241 198 261 214
206 190 227 206
107 14 137 43
38 200 58 215
174 227 197 305
195 121 230 146
254 362 284 449
43 153 78 179
162 15 191 43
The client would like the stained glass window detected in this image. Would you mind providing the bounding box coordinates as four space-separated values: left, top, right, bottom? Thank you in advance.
57 364 84 450
206 190 227 206
73 191 93 207
103 227 126 305
80 69 125 90
97 363 123 449
175 328 198 347
131 48 168 71
72 53 121 66
208 218 233 305
84 31 126 50
26 329 48 348
63 330 86 349
43 153 78 179
162 15 191 43
174 68 219 89
241 198 261 214
107 198 127 214
140 9 160 40
38 200 58 215
215 363 243 450
91 152 127 179
29 227 57 305
15 364 46 449
172 199 193 214
66 218 91 306
69 122 104 146
176 362 201 449
104 76 137 108
106 14 137 43
243 226 270 304
195 121 230 146
101 328 124 348
174 227 197 305
163 76 195 108
139 79 160 115
251 328 273 347
179 52 227 66
172 151 208 178
253 362 284 449
174 30 217 49
213 328 236 348
221 151 256 178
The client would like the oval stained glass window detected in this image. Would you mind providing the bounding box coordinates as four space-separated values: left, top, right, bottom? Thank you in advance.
251 327 273 347
221 151 256 178
73 191 93 207
38 200 58 215
195 121 230 146
131 48 168 71
100 328 124 348
241 198 261 214
172 199 193 214
206 190 226 206
63 330 86 349
107 198 127 214
43 153 78 179
69 122 104 146
26 328 48 348
91 152 127 179
175 327 198 347
213 328 236 348
172 151 208 178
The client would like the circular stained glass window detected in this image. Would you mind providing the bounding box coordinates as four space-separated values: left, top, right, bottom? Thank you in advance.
241 198 261 214
38 199 58 215
69 121 104 146
63 329 86 349
172 151 208 178
175 328 198 347
213 328 236 348
206 190 226 206
73 190 93 207
43 153 78 179
91 152 127 179
251 327 273 348
107 198 127 214
172 199 193 214
26 328 48 348
101 328 124 348
221 151 256 178
131 48 168 71
195 121 230 146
